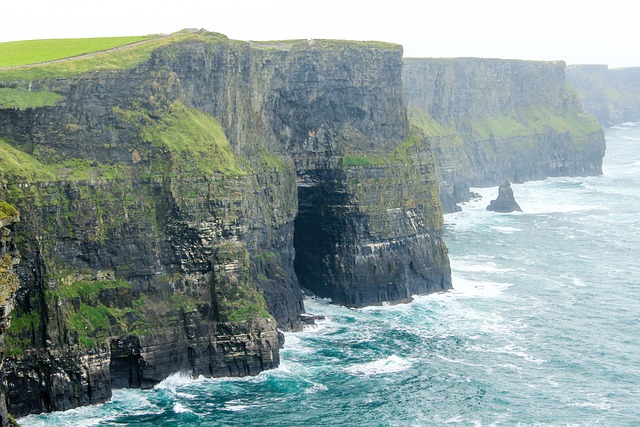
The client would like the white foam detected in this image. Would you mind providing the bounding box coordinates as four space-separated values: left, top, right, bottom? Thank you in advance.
154 371 194 390
490 226 521 234
454 261 513 274
489 344 547 365
448 275 512 298
173 402 194 414
305 382 328 394
223 403 249 412
345 355 412 376
568 399 611 410
570 277 587 287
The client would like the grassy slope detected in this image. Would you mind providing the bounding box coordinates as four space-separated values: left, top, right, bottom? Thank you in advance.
0 87 63 108
0 36 150 66
0 33 224 80
409 102 601 143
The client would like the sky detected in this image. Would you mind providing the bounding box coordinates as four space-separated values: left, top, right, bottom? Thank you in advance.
1 0 638 68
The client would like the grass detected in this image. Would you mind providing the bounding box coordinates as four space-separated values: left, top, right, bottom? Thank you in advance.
0 87 63 109
0 33 225 81
0 36 150 67
4 309 40 357
51 278 148 348
463 105 601 141
144 101 246 176
0 138 132 183
0 200 18 221
252 38 400 51
407 109 451 138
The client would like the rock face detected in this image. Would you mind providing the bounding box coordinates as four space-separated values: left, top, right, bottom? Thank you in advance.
0 202 20 427
403 58 606 212
566 64 640 126
0 31 451 416
486 181 522 213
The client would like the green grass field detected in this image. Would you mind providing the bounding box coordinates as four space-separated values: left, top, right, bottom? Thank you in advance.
0 36 151 67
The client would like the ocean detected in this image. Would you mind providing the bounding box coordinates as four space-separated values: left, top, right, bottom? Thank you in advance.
19 123 640 426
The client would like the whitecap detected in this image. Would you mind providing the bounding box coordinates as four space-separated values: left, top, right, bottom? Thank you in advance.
447 275 512 298
304 382 328 394
567 399 611 410
490 226 521 234
154 371 194 390
570 277 587 287
223 403 249 412
453 261 513 274
345 355 412 376
173 402 194 414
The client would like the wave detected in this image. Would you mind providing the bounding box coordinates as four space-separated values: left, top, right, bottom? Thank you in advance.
447 275 512 298
453 261 513 274
154 371 196 390
490 226 521 234
345 355 412 376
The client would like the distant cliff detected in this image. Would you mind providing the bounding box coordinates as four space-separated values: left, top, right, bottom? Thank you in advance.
0 31 451 417
566 64 640 126
403 58 606 212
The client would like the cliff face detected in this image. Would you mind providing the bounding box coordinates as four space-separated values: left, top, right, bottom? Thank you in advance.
0 202 19 427
0 32 451 416
403 58 606 212
566 64 640 126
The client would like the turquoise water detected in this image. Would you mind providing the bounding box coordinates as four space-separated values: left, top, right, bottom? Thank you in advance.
20 124 640 426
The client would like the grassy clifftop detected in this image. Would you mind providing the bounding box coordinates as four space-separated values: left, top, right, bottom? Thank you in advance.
0 31 227 80
0 36 152 66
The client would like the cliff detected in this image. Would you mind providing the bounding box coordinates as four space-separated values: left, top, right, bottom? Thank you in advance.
0 202 19 427
0 31 451 416
403 58 606 212
566 64 640 126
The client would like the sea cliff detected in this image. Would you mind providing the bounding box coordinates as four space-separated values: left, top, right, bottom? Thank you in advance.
0 31 451 417
566 64 640 126
0 202 19 426
403 58 605 211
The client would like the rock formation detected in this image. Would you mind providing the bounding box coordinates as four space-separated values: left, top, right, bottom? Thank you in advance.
0 31 451 417
486 181 522 213
403 58 606 212
566 64 640 126
0 202 20 427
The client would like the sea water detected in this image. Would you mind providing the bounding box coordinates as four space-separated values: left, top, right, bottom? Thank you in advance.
19 123 640 426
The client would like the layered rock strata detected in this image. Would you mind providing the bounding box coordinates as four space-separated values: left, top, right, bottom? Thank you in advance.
0 202 19 427
0 31 451 416
566 64 640 126
403 58 606 212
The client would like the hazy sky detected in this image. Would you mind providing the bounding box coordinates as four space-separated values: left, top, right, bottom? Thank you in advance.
2 0 638 68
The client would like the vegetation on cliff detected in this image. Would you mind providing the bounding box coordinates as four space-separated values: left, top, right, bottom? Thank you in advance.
0 36 151 66
0 31 228 80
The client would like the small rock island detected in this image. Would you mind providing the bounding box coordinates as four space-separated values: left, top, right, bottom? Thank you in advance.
487 181 522 213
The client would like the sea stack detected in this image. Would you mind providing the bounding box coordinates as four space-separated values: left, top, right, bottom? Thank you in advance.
487 181 522 213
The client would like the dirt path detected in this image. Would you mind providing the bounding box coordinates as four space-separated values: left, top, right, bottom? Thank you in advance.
0 34 171 70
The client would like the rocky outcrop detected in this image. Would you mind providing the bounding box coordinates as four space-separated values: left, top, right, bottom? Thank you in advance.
0 202 20 427
403 58 606 212
566 64 640 126
487 181 522 213
0 31 451 416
